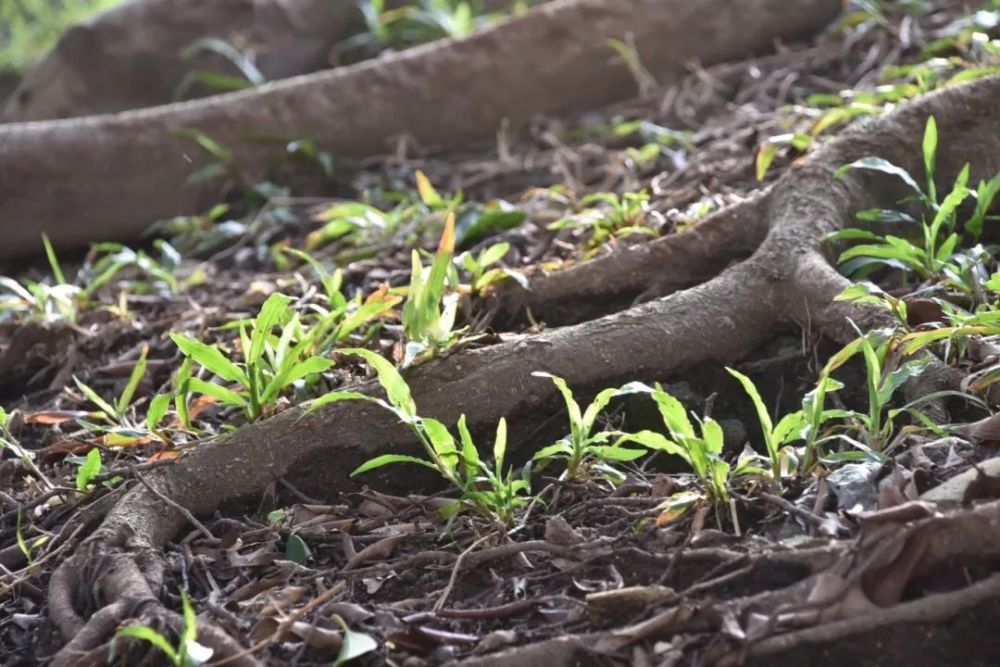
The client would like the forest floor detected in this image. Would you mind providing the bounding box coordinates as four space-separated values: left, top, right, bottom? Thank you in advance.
3 1 1000 666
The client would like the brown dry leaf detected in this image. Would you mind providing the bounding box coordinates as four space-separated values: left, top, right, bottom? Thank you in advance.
22 410 89 425
955 413 1000 445
227 546 280 568
343 535 405 571
147 450 181 462
187 395 218 420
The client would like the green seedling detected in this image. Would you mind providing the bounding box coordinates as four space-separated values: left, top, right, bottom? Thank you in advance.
148 203 243 256
75 447 103 491
726 368 809 483
725 367 851 476
830 116 1000 280
112 590 212 666
0 406 53 488
171 293 334 421
0 235 83 324
282 248 400 353
344 0 520 58
72 346 163 446
0 235 174 325
549 190 658 251
616 383 762 505
531 373 648 483
456 241 527 295
84 241 182 295
312 349 532 526
306 200 413 251
756 133 813 181
822 325 939 457
15 510 49 567
401 212 465 367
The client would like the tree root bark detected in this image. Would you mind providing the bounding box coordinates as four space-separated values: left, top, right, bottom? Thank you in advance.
40 41 1000 667
1 0 522 123
0 0 840 262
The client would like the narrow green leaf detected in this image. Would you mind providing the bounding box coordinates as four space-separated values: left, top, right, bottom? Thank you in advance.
351 453 439 476
533 372 583 442
146 393 171 432
702 418 725 455
117 346 149 417
836 157 924 196
42 234 67 285
342 348 416 417
170 334 248 386
587 445 647 461
726 368 774 457
74 378 118 422
187 377 246 408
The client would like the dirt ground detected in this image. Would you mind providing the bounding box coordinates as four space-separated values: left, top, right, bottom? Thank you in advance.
3 1 1000 666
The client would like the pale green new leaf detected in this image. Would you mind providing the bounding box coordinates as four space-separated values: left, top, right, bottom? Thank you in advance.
73 378 118 422
76 448 102 491
493 417 508 471
587 445 647 461
456 414 479 478
702 418 725 455
117 346 149 417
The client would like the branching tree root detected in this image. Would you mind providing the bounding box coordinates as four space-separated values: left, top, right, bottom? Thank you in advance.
0 0 840 262
41 55 1000 667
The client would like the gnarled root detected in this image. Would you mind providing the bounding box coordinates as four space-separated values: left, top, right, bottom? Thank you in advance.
43 62 1000 667
0 0 841 261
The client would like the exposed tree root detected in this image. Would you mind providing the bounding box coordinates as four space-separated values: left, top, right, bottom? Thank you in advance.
0 0 841 261
40 50 1000 667
1 0 522 122
1 0 365 123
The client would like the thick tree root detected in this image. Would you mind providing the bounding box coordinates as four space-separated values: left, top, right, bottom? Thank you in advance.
42 59 1000 667
1 0 522 122
0 0 840 261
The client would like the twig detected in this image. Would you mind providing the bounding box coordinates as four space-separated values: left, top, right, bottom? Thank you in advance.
207 579 346 666
434 531 497 612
